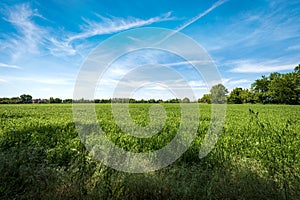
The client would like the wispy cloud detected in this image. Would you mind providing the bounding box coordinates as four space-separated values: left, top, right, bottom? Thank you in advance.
0 62 22 69
287 45 300 51
0 78 7 83
159 0 228 43
1 75 74 85
175 0 228 33
162 60 212 67
2 3 46 60
52 12 174 57
212 78 252 91
229 60 296 73
68 12 173 43
222 78 251 87
1 3 175 59
213 1 300 50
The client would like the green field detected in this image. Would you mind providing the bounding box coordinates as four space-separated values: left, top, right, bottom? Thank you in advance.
0 104 299 199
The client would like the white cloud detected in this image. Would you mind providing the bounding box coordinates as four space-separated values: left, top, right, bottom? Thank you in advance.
204 1 300 53
226 79 251 85
188 80 206 87
0 75 74 85
52 12 174 56
2 3 175 59
287 45 300 51
2 3 46 60
224 78 252 90
175 0 228 33
47 37 77 56
161 0 228 42
206 78 252 91
229 60 296 73
0 62 22 69
162 60 212 67
68 12 173 43
0 78 7 83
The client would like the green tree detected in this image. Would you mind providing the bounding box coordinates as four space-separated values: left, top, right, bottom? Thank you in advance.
20 94 32 104
148 99 157 103
228 88 254 104
269 72 299 104
182 97 190 103
0 98 10 104
210 84 228 104
295 64 300 103
198 94 211 104
227 88 243 104
251 75 271 103
9 97 22 104
50 97 62 103
251 65 300 104
54 98 62 103
294 64 300 73
243 89 255 103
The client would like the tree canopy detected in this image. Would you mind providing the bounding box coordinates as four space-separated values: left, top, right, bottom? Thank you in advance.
210 84 228 104
199 64 300 105
227 65 300 105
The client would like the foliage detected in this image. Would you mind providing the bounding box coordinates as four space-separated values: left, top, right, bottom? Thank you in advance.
227 88 253 104
198 94 211 104
50 97 62 103
0 104 299 199
225 64 300 105
20 94 32 104
210 84 228 104
251 67 300 104
182 97 190 103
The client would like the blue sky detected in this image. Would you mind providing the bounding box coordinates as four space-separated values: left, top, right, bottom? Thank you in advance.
0 0 300 100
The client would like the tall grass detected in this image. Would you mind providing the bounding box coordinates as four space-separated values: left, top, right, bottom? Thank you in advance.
0 104 299 199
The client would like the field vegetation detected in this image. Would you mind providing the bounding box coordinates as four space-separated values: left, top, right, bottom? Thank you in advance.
0 104 299 199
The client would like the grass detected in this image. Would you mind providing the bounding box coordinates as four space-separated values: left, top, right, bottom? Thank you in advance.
0 104 299 199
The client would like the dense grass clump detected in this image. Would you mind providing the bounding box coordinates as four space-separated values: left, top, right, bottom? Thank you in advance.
0 104 299 199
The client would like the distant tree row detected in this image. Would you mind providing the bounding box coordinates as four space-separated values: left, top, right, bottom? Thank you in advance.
0 95 194 104
199 65 300 105
1 65 299 105
0 95 69 104
0 94 33 104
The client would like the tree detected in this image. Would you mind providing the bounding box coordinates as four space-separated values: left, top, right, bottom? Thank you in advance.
20 94 32 104
250 66 300 104
148 99 157 103
227 88 254 104
50 97 62 103
210 84 228 104
0 98 10 104
295 64 300 104
10 97 22 104
227 88 243 104
182 97 190 103
166 98 181 103
241 89 254 103
295 64 300 73
252 75 270 93
54 98 62 103
198 94 211 104
251 75 272 103
269 72 299 104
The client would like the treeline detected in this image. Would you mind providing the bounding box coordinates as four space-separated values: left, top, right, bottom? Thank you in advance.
199 65 300 105
1 65 299 105
0 96 193 104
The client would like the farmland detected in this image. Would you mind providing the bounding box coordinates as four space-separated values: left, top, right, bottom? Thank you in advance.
0 104 299 199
